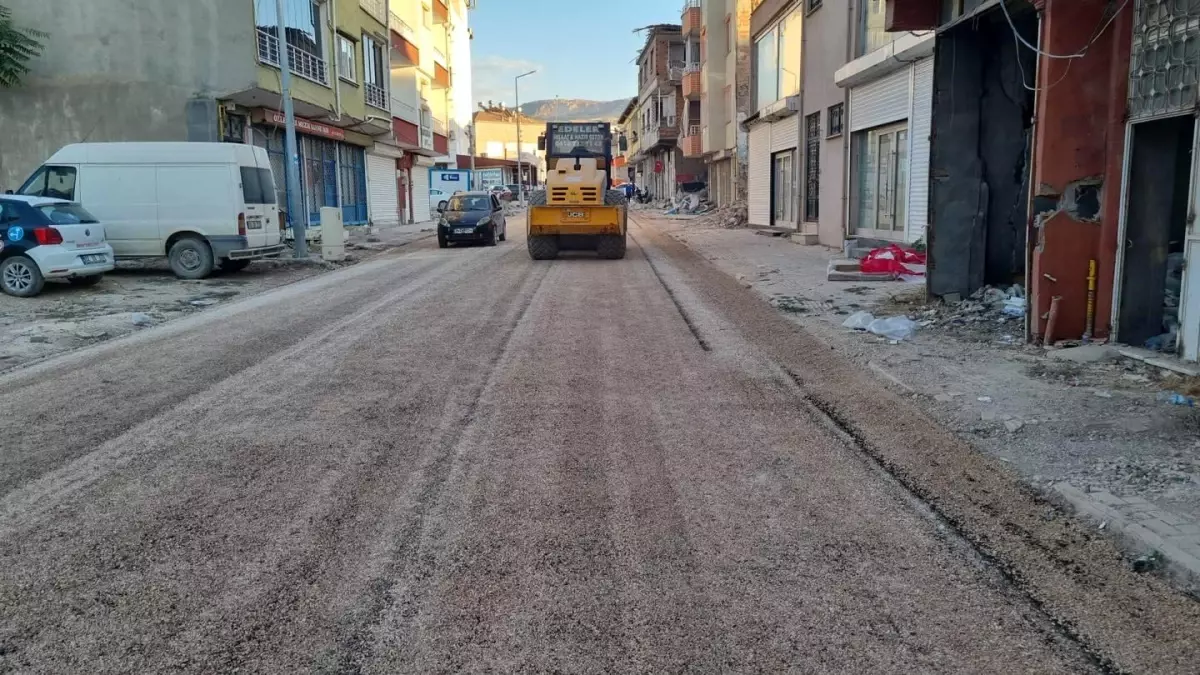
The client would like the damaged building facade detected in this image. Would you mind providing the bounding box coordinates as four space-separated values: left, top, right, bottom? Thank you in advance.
889 0 1200 360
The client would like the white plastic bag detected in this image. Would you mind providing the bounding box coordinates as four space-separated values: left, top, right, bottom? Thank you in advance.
842 311 875 330
867 316 918 341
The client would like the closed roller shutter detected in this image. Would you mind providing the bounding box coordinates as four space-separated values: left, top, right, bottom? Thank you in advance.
748 123 771 227
849 67 911 132
411 167 431 223
907 58 934 244
770 115 799 152
367 153 400 227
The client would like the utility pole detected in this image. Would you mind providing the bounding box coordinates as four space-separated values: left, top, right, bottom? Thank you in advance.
468 122 476 189
514 69 536 206
275 0 307 257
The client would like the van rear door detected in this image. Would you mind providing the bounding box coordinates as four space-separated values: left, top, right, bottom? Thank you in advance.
239 166 279 249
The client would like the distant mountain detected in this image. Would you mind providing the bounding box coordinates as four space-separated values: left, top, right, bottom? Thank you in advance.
519 98 633 123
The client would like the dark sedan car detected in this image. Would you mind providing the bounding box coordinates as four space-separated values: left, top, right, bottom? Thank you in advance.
436 192 507 248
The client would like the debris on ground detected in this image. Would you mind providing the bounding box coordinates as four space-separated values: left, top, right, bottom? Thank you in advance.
679 201 748 229
131 312 154 327
860 244 927 278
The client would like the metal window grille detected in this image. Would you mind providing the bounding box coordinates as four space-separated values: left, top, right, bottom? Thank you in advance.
827 103 844 137
338 145 368 225
805 112 821 221
1129 0 1200 119
808 0 823 11
256 27 329 86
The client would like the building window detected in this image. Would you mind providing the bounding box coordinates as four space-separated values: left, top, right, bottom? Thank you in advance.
772 150 795 225
753 8 802 111
337 35 356 83
254 0 327 85
808 0 823 11
805 112 821 222
858 0 899 57
827 103 844 137
855 122 909 233
362 35 387 109
422 4 432 28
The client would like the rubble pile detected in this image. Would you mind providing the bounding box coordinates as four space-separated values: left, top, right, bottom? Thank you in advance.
688 201 748 229
912 284 1027 344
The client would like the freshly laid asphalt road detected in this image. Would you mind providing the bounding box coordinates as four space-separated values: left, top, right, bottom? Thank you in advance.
1 216 1198 673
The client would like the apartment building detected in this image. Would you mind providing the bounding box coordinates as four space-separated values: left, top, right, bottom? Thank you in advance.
833 0 934 246
471 105 544 185
632 25 705 200
384 0 473 223
0 0 472 229
744 1 802 229
799 0 850 248
680 0 751 208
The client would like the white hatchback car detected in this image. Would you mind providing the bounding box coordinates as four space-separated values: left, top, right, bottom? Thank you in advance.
0 195 115 297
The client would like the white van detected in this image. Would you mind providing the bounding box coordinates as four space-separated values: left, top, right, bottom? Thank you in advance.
17 143 285 278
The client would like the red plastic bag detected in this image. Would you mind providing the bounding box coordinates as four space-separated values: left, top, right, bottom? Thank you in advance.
860 244 927 276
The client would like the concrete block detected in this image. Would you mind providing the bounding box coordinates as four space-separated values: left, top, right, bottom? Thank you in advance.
826 260 894 282
790 232 821 246
1089 490 1127 507
1157 511 1191 526
829 259 861 272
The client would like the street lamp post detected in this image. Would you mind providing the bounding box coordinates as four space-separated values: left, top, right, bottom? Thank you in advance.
514 69 536 206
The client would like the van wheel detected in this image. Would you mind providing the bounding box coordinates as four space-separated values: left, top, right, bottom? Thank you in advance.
1 255 45 297
168 237 215 279
219 259 251 273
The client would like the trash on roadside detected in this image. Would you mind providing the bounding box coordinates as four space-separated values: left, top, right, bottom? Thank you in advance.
867 316 919 341
1132 551 1163 574
842 311 875 330
131 312 154 327
1157 392 1196 407
189 299 218 307
978 396 993 403
1094 390 1114 399
1001 296 1027 317
860 244 927 277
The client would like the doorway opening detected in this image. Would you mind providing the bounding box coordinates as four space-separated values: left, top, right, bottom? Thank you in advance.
771 149 796 227
1117 115 1194 350
928 4 1037 298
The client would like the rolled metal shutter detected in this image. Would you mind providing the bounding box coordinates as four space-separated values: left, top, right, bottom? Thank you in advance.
770 115 799 152
367 153 400 227
849 67 911 132
907 58 934 244
748 123 771 226
411 166 431 223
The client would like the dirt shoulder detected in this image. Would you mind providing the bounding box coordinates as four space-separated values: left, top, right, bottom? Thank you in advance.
0 226 433 372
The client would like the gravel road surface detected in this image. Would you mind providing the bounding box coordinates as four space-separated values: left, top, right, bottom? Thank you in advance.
1 217 1196 673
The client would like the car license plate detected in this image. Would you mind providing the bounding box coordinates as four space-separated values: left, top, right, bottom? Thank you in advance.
246 219 264 230
80 254 106 264
454 228 473 234
565 210 586 220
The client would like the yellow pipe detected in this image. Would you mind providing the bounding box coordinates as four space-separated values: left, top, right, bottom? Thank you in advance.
1084 259 1097 340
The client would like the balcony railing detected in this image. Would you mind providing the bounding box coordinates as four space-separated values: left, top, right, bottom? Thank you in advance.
685 62 701 73
667 60 686 81
688 124 701 136
390 9 415 40
365 83 388 110
433 46 447 64
420 126 434 150
256 28 328 86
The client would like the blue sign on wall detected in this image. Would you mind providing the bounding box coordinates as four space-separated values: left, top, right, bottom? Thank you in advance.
440 173 461 181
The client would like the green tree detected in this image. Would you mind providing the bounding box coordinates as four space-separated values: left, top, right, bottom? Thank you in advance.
0 4 46 88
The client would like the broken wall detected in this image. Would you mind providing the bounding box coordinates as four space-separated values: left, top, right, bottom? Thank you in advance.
1029 0 1132 341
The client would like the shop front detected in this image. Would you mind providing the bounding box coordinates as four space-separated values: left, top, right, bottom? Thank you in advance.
250 108 369 229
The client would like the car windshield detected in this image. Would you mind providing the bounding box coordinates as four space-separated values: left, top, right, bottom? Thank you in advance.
37 203 98 224
447 196 490 211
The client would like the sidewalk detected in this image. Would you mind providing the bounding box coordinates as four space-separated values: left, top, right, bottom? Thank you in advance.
639 213 1200 590
347 220 437 251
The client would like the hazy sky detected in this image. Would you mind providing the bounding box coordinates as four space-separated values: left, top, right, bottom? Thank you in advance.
469 0 681 107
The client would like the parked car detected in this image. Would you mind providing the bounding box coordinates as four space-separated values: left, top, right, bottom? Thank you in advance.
17 142 285 279
436 192 507 248
489 184 512 201
0 195 114 297
429 188 450 220
506 184 524 201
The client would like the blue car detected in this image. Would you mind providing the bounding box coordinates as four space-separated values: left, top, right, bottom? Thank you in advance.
436 191 508 248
